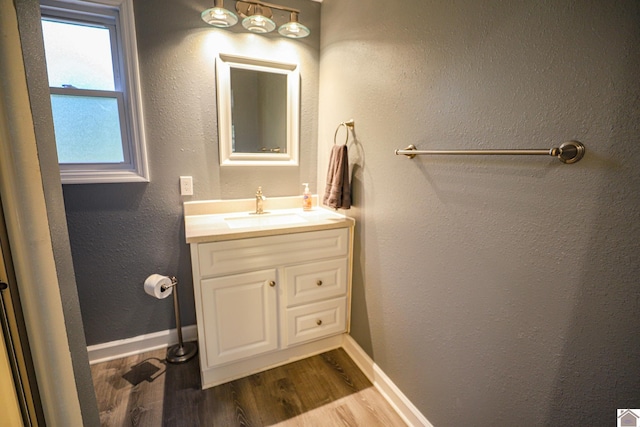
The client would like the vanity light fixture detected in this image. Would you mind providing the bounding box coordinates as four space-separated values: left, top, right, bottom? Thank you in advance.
201 0 310 39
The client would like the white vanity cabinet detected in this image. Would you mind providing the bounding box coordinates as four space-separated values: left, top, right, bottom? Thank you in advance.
189 225 353 389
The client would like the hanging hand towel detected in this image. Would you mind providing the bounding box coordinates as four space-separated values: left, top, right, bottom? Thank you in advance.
323 144 351 209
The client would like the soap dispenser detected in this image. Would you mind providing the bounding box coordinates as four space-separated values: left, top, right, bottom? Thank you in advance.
302 183 312 211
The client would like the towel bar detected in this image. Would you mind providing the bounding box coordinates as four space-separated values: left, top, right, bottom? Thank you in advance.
395 141 585 164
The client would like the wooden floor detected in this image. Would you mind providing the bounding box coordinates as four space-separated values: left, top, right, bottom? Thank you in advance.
91 346 407 426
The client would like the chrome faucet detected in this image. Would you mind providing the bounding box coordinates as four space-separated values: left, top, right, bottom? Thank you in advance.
255 186 265 214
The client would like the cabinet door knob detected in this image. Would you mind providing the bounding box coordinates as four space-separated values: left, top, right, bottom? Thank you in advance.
316 280 323 286
269 280 276 287
316 319 322 326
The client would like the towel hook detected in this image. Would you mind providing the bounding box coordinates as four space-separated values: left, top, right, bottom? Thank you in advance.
334 119 355 145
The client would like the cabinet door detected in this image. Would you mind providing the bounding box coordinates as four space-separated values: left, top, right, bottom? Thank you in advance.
200 269 278 367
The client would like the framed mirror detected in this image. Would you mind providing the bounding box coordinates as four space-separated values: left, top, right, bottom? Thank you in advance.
216 54 300 166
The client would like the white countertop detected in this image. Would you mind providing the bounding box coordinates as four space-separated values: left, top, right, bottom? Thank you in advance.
184 196 354 243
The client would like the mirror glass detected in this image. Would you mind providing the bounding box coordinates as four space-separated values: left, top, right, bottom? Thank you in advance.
216 54 299 166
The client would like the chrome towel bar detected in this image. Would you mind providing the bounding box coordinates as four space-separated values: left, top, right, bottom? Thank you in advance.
395 140 585 164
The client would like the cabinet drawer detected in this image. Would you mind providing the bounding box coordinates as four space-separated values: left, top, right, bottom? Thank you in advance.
285 297 347 346
284 258 348 307
197 227 349 277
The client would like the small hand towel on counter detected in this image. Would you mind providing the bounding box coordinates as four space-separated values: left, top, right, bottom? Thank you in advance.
323 144 351 209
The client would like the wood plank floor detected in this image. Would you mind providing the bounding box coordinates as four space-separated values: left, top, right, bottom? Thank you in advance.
90 346 407 426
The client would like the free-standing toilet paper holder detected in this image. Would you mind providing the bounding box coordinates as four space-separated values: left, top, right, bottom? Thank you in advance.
162 277 197 364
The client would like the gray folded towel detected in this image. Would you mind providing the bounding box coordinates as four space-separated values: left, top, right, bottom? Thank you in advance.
323 144 351 209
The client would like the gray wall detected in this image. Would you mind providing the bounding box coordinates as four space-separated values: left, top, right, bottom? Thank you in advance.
318 0 640 425
63 0 320 346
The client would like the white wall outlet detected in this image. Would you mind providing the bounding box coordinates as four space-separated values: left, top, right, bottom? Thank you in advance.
180 176 193 196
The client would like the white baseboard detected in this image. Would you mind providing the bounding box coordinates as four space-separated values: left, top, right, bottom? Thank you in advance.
87 325 198 365
342 334 434 427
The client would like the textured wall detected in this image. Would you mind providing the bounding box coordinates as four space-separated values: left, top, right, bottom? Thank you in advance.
318 0 640 425
63 0 320 345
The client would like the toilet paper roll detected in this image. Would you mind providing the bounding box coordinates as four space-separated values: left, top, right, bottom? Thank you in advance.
144 274 173 299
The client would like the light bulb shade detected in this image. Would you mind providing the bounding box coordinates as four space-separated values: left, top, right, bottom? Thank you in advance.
201 6 238 27
278 12 309 39
242 14 276 33
278 21 310 38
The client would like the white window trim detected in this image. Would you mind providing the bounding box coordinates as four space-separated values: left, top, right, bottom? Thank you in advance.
41 0 149 184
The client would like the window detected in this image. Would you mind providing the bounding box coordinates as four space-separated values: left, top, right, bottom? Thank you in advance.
40 0 148 183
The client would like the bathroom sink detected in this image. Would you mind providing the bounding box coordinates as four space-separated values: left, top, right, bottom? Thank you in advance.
184 196 354 243
224 212 308 229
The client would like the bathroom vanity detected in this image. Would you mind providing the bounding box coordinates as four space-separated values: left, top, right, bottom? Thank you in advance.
184 196 354 389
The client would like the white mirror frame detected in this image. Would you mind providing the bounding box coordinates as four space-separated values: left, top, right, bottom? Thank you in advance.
216 53 300 166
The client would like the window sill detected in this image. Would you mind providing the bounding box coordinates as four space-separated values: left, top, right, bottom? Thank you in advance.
60 169 150 184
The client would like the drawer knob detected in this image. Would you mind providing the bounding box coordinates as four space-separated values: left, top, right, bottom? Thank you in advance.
316 319 322 326
269 280 276 287
316 280 323 286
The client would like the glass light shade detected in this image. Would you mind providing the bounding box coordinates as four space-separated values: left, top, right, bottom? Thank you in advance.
201 7 238 27
278 21 310 38
277 12 310 39
242 14 276 33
